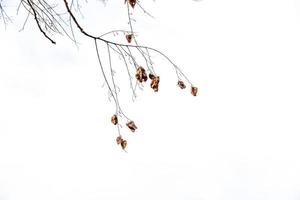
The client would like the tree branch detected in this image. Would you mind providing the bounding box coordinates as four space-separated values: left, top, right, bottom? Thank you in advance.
26 0 56 44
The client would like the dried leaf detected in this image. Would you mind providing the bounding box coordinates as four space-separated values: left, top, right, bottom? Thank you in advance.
150 76 160 92
191 86 198 96
177 80 186 89
126 121 137 132
128 0 136 8
111 114 118 125
116 136 122 145
126 34 133 43
135 66 148 83
121 140 127 150
149 73 155 80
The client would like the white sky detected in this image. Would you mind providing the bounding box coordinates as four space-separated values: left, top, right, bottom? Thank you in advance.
1 0 300 200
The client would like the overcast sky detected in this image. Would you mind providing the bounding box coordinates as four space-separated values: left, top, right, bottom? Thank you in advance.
1 0 300 200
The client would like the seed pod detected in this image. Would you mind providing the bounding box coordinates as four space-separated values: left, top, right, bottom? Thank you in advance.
126 121 137 132
126 34 133 43
150 76 160 92
191 86 198 96
121 140 127 150
116 136 123 145
177 80 186 89
111 114 118 125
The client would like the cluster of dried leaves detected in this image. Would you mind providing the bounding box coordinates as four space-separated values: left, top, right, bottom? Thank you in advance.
117 0 198 151
112 66 197 151
0 0 199 152
111 114 137 151
112 37 198 150
178 80 198 96
135 66 161 92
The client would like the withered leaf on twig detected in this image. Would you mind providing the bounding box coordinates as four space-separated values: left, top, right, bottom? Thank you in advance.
150 75 160 92
191 86 198 96
116 136 127 150
135 66 148 83
116 136 123 145
149 73 155 80
125 0 136 8
177 80 186 89
121 140 127 150
125 34 133 43
111 114 118 125
126 121 137 132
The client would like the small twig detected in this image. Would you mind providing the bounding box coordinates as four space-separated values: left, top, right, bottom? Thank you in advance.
26 0 56 44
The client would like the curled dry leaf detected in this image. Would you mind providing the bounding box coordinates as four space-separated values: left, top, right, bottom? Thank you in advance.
121 140 127 150
126 0 136 8
135 66 148 83
116 136 127 150
191 86 198 96
150 75 160 92
125 34 133 43
126 121 137 132
149 73 155 80
177 80 186 89
111 114 118 125
116 136 123 145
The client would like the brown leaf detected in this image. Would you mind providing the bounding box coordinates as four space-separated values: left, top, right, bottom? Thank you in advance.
126 121 137 132
135 66 147 83
111 114 118 125
191 86 198 96
128 0 136 8
116 136 123 145
121 140 127 150
150 76 160 92
149 73 155 80
177 80 186 89
126 34 133 43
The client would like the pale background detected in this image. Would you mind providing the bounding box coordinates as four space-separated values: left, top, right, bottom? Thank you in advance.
1 0 300 199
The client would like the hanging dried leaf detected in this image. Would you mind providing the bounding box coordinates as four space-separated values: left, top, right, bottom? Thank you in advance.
191 86 198 96
177 80 186 89
125 34 133 43
111 114 118 125
128 0 136 8
149 73 155 80
135 66 148 83
126 121 137 132
150 76 160 92
121 140 127 150
116 136 123 145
